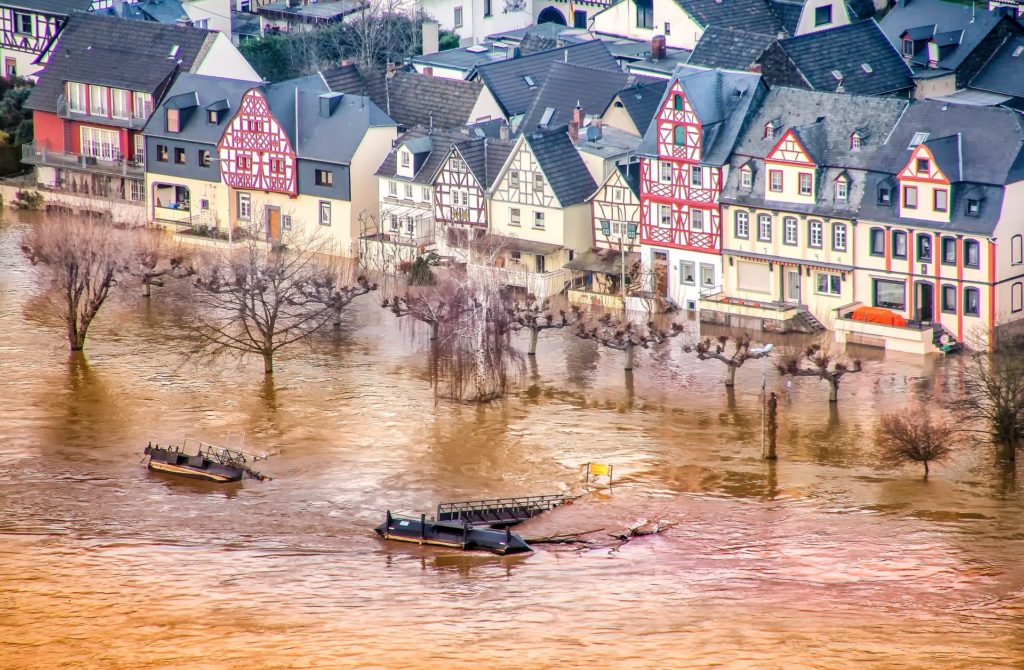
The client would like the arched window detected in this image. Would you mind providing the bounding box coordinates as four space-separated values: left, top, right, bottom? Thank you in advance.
673 94 683 110
964 287 980 316
673 125 686 146
1013 235 1023 265
964 239 980 268
1013 282 1023 313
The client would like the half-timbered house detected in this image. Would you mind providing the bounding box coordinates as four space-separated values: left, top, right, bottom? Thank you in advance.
482 125 597 298
23 14 258 211
636 65 765 310
0 0 97 79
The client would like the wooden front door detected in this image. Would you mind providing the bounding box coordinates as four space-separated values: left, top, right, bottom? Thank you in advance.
267 208 281 240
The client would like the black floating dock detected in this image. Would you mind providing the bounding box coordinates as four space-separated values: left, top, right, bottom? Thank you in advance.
375 511 532 555
436 494 568 527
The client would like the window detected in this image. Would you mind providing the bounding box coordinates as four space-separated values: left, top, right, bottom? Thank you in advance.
966 199 980 216
533 211 544 229
406 216 415 234
874 279 905 311
941 285 956 314
156 144 168 162
700 264 714 288
88 85 108 116
660 204 671 226
673 94 683 110
167 109 181 133
691 208 704 231
816 273 841 296
536 254 546 274
636 0 653 29
893 230 908 259
80 126 119 160
208 110 219 124
764 123 776 140
111 89 129 119
510 208 520 226
509 171 519 189
660 161 672 183
534 172 544 196
878 186 891 205
484 0 492 16
758 213 772 242
400 152 410 168
423 186 431 201
917 233 932 262
680 260 695 285
964 287 980 316
916 158 930 174
869 227 885 256
270 158 285 175
832 223 847 251
734 211 749 239
1012 235 1022 265
319 201 331 226
737 261 771 293
388 180 397 196
237 155 251 171
964 239 980 268
814 4 832 26
850 134 862 151
1015 283 1023 313
453 6 463 27
835 178 848 201
941 237 956 265
66 83 85 113
237 192 251 221
784 217 797 245
798 173 812 196
769 170 783 192
691 166 702 188
404 183 413 199
909 132 928 149
174 147 186 164
14 11 31 34
903 186 918 209
934 189 948 212
316 169 333 186
388 214 399 232
574 9 587 28
809 220 823 249
132 91 152 119
674 126 686 146
740 167 752 189
902 37 914 57
4 58 14 78
664 21 671 35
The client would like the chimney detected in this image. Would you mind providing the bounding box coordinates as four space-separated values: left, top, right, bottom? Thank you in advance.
422 20 439 56
499 122 509 140
594 118 603 140
506 46 521 59
319 92 342 117
340 59 353 67
568 102 584 144
423 66 434 77
747 62 762 73
651 35 666 62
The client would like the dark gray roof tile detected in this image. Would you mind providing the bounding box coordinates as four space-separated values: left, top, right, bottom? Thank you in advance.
688 25 776 71
523 125 597 206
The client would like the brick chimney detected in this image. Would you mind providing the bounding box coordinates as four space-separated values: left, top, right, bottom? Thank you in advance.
747 62 762 73
568 103 584 144
651 35 667 62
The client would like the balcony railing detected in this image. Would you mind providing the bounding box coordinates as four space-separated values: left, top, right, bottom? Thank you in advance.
23 142 145 178
57 95 149 129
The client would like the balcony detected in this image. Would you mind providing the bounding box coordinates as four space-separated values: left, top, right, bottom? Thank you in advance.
832 302 936 354
471 263 571 300
57 95 150 130
23 143 144 179
699 287 805 332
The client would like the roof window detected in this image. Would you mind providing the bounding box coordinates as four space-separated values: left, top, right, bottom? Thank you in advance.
908 132 929 149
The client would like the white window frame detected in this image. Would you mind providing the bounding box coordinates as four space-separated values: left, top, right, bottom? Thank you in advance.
80 126 118 161
453 5 463 27
809 220 823 249
660 161 671 183
740 168 752 189
816 272 842 296
798 172 812 196
690 208 703 231
757 213 772 242
510 207 521 226
533 211 545 229
88 85 108 117
388 180 397 196
783 217 797 245
835 178 848 201
735 211 749 239
833 223 847 251
111 88 130 120
67 82 87 113
237 192 251 221
319 200 331 226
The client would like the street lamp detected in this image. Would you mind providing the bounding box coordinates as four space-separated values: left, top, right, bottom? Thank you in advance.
750 343 775 458
601 221 639 307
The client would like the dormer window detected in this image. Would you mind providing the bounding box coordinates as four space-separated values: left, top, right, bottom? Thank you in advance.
934 189 948 212
208 110 218 124
815 4 832 26
835 177 848 201
166 108 180 133
740 165 752 189
850 134 862 151
916 158 930 174
764 122 776 140
966 198 980 216
902 37 914 57
400 151 410 168
878 186 891 205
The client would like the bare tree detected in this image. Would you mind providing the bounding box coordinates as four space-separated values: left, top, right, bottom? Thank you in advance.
511 297 580 356
381 278 475 340
191 231 373 375
876 410 957 479
684 333 772 387
21 217 132 352
776 341 862 403
126 231 195 298
575 314 685 371
956 335 1024 461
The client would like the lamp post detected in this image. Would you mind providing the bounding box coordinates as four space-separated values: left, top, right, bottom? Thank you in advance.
750 343 775 458
601 221 638 308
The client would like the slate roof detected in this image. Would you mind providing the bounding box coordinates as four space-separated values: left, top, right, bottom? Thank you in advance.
768 0 802 35
879 0 1006 73
768 20 913 96
473 40 620 119
375 126 515 189
617 160 641 198
969 33 1024 98
688 26 776 71
522 126 598 206
323 66 484 130
1 0 89 14
637 65 766 166
673 0 786 35
101 0 190 24
722 87 908 218
604 80 668 135
145 73 253 143
456 133 516 190
519 62 646 133
26 13 213 113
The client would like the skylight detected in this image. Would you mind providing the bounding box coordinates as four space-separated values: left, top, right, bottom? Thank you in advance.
540 107 555 127
466 44 489 53
908 131 929 149
1014 45 1024 57
861 63 873 74
523 75 536 88
831 70 843 81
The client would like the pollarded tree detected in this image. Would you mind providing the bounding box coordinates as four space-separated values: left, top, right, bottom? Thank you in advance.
191 231 373 375
575 314 685 371
511 297 581 356
126 231 195 298
381 278 476 341
684 333 772 387
776 341 862 403
876 410 957 479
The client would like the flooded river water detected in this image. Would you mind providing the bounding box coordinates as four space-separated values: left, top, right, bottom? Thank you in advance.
0 213 1022 669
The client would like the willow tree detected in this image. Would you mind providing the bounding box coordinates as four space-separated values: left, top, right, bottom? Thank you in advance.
191 233 373 374
777 342 862 403
684 333 772 387
956 335 1024 461
575 314 685 371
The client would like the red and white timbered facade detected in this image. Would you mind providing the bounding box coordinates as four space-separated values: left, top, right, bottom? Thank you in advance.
591 165 640 251
434 146 487 229
639 81 724 255
218 89 297 196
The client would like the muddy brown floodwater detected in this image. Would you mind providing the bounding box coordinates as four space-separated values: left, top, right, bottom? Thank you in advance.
0 212 1022 670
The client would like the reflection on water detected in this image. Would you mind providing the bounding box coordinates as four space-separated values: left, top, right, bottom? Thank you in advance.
0 213 1022 669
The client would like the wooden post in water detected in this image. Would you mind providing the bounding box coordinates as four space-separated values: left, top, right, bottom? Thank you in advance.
766 392 778 461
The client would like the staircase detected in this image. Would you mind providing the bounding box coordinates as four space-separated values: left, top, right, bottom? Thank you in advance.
792 309 826 333
932 324 961 354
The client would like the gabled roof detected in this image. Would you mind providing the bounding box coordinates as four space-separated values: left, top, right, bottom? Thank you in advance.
0 0 89 15
768 20 914 96
26 13 213 113
375 127 451 184
788 122 828 165
473 40 619 119
922 134 962 182
145 73 253 143
688 26 776 72
456 133 516 190
375 126 515 188
100 0 189 24
969 33 1024 98
519 62 653 133
616 160 641 198
520 126 597 206
323 66 485 130
673 0 786 36
768 0 802 35
879 0 1007 72
604 80 668 135
637 65 767 166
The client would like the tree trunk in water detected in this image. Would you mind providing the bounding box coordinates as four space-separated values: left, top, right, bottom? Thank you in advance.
142 282 151 298
624 343 636 371
430 321 439 341
68 320 85 352
263 351 274 374
528 328 538 356
923 461 930 479
828 377 839 402
766 392 778 461
725 364 736 387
